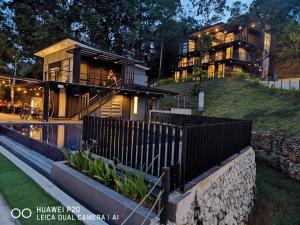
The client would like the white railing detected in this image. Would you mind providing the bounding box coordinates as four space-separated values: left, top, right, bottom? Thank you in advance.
260 78 300 90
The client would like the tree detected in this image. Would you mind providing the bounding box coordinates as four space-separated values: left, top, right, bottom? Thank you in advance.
191 0 227 26
227 1 248 25
192 33 213 83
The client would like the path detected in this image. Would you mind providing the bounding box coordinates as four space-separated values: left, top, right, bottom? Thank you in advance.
0 194 22 225
0 113 82 124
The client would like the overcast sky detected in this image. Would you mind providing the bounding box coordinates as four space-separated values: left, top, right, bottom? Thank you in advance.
181 0 253 22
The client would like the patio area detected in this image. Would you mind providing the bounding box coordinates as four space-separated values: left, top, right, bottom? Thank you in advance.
0 113 81 124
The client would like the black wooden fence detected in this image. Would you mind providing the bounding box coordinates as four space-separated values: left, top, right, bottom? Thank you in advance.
82 116 182 179
82 114 252 191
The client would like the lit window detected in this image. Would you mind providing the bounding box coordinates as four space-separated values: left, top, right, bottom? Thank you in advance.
133 96 138 114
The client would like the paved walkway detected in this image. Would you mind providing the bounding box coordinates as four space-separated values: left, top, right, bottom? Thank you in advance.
0 194 22 225
0 113 82 124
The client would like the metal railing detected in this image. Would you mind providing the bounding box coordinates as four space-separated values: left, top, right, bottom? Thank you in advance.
83 114 252 192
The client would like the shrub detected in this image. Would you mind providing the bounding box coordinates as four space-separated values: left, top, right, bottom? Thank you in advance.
63 146 152 206
191 83 201 96
156 77 175 85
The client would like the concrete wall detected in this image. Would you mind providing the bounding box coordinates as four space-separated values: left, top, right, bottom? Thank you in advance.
134 67 148 86
161 147 256 225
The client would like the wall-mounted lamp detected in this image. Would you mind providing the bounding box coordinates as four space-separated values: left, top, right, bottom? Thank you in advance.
133 96 138 115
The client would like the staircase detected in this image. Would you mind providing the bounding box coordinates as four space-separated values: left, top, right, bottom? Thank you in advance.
98 95 122 118
75 79 122 120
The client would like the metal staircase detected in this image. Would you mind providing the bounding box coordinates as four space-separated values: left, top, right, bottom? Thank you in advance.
76 79 122 120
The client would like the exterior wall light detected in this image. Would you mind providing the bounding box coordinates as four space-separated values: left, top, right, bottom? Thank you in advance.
133 96 138 115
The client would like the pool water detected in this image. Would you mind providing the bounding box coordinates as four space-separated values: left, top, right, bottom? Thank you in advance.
3 124 83 151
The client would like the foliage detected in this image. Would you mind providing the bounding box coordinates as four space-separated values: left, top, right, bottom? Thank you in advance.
192 65 208 81
191 0 227 25
63 145 152 206
158 78 300 135
1 0 194 79
156 77 175 85
191 83 201 96
249 162 300 225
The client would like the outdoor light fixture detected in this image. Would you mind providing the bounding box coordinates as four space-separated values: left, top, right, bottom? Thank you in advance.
251 23 255 28
133 96 138 115
24 90 27 94
239 26 242 30
215 28 219 32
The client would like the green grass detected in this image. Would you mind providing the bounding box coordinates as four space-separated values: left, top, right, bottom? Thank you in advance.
158 78 300 224
249 162 300 225
0 153 82 225
158 78 300 135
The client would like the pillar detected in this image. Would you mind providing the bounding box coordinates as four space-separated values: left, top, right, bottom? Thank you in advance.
43 82 49 122
73 47 81 84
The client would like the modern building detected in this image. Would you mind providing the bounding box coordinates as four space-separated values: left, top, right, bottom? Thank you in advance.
174 21 274 82
33 38 175 121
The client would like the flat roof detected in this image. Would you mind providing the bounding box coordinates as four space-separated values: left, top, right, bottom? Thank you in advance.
34 37 144 65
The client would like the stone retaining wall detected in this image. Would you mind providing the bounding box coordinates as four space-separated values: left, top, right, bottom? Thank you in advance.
161 147 256 225
252 130 300 181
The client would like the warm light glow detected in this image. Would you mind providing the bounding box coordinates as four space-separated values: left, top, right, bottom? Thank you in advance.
36 93 40 96
24 90 27 94
215 28 219 32
251 23 255 28
239 26 242 30
17 87 21 91
133 96 138 115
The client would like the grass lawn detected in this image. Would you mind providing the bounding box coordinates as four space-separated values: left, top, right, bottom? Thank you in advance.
0 153 82 225
158 77 300 224
249 162 300 225
158 78 300 135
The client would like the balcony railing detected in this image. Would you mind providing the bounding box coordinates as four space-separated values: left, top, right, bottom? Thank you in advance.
179 33 250 54
201 52 257 64
46 70 124 87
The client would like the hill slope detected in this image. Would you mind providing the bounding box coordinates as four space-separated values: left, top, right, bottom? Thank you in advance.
158 78 300 135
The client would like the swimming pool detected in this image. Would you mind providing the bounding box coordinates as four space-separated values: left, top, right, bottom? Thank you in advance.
2 124 83 151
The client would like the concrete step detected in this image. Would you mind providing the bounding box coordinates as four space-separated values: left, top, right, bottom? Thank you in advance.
0 135 53 177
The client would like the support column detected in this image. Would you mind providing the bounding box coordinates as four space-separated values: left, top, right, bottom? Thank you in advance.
144 93 149 121
73 47 81 84
268 32 276 80
43 82 49 122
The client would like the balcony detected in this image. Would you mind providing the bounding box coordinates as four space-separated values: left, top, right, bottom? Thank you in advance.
201 52 256 64
231 52 256 62
46 70 123 87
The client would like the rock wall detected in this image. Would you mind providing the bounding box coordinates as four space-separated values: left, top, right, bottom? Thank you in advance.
164 147 256 225
252 130 300 181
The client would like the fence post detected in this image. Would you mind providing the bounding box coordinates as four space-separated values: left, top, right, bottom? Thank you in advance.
281 80 283 89
289 80 291 89
180 127 188 192
160 167 170 225
299 80 300 90
220 123 224 165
